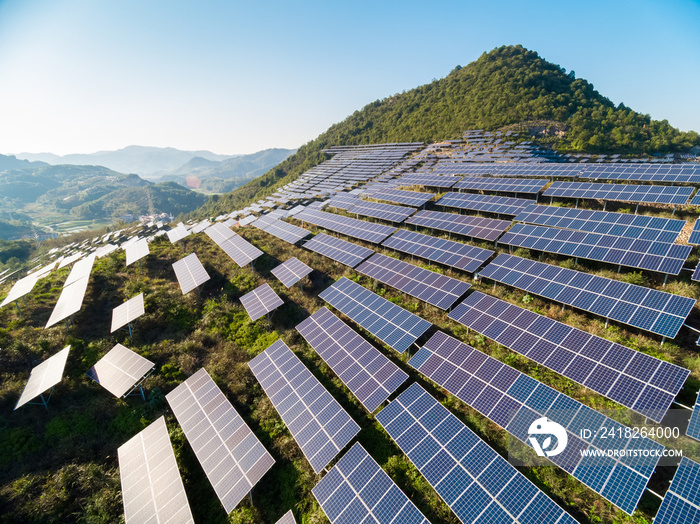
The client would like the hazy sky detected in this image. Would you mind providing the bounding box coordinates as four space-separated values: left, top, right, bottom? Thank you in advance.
0 0 698 156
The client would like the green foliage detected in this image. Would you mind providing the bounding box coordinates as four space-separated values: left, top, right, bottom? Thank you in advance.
0 427 42 467
622 271 649 287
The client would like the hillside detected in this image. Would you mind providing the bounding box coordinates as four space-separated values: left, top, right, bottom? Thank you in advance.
16 145 234 177
0 154 47 173
155 147 296 193
191 44 700 219
0 164 207 238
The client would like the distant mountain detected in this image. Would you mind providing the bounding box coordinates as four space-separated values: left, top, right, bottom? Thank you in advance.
16 145 235 177
155 148 296 193
0 153 47 172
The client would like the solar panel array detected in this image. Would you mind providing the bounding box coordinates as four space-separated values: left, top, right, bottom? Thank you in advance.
326 194 361 210
221 234 264 267
15 346 70 410
294 209 396 243
689 219 700 245
356 253 471 310
654 457 700 524
406 209 511 241
240 283 284 321
346 200 416 223
125 238 150 266
499 223 692 275
303 233 374 268
271 258 313 288
543 182 693 205
449 291 690 420
313 442 429 524
397 172 461 188
363 187 434 207
409 331 663 514
436 192 534 215
118 416 194 524
248 340 360 473
255 218 310 244
453 177 547 194
111 293 145 333
45 274 91 328
296 307 407 412
514 204 685 243
319 277 431 353
376 383 579 524
580 163 700 183
480 254 695 338
172 253 211 294
434 162 581 178
166 368 275 513
86 343 154 398
383 229 493 273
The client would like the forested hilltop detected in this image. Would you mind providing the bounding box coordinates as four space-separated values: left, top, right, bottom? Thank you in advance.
191 44 699 219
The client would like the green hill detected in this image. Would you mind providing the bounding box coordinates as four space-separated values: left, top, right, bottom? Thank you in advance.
191 44 700 219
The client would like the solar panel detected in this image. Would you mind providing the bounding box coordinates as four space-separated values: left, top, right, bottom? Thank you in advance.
118 416 194 524
45 275 90 328
543 182 693 205
453 177 547 194
271 258 313 288
218 234 264 267
166 368 275 513
686 386 700 444
356 253 471 310
257 219 311 244
14 345 70 410
240 283 284 321
313 442 429 524
514 205 685 243
405 211 510 242
86 343 154 398
248 340 360 473
319 277 431 353
294 209 396 243
376 383 579 524
396 173 462 188
125 238 149 266
654 457 700 524
0 273 39 308
62 254 95 287
172 253 211 294
57 251 84 269
499 223 691 275
111 293 145 333
383 229 493 273
303 233 374 268
274 510 296 524
326 194 361 210
410 331 663 514
191 219 211 234
689 219 700 246
167 224 191 244
363 187 434 207
448 291 690 421
436 192 534 215
296 307 408 412
346 200 416 223
480 254 695 339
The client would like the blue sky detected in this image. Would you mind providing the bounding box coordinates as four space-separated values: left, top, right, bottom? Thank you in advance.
0 0 698 156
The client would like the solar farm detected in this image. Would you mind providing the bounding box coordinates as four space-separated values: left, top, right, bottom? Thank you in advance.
3 135 700 524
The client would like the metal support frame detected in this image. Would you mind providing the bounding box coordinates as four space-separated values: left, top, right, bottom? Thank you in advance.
122 367 154 401
26 388 54 411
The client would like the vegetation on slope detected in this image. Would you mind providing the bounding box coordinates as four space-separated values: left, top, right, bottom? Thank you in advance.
190 44 699 221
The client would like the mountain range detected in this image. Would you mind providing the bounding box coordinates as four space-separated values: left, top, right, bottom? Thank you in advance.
16 145 234 177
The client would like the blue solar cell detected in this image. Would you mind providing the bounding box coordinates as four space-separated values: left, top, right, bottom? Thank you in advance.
437 192 534 215
376 383 576 523
303 233 374 268
248 340 359 473
319 277 431 353
294 209 396 243
544 182 693 205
